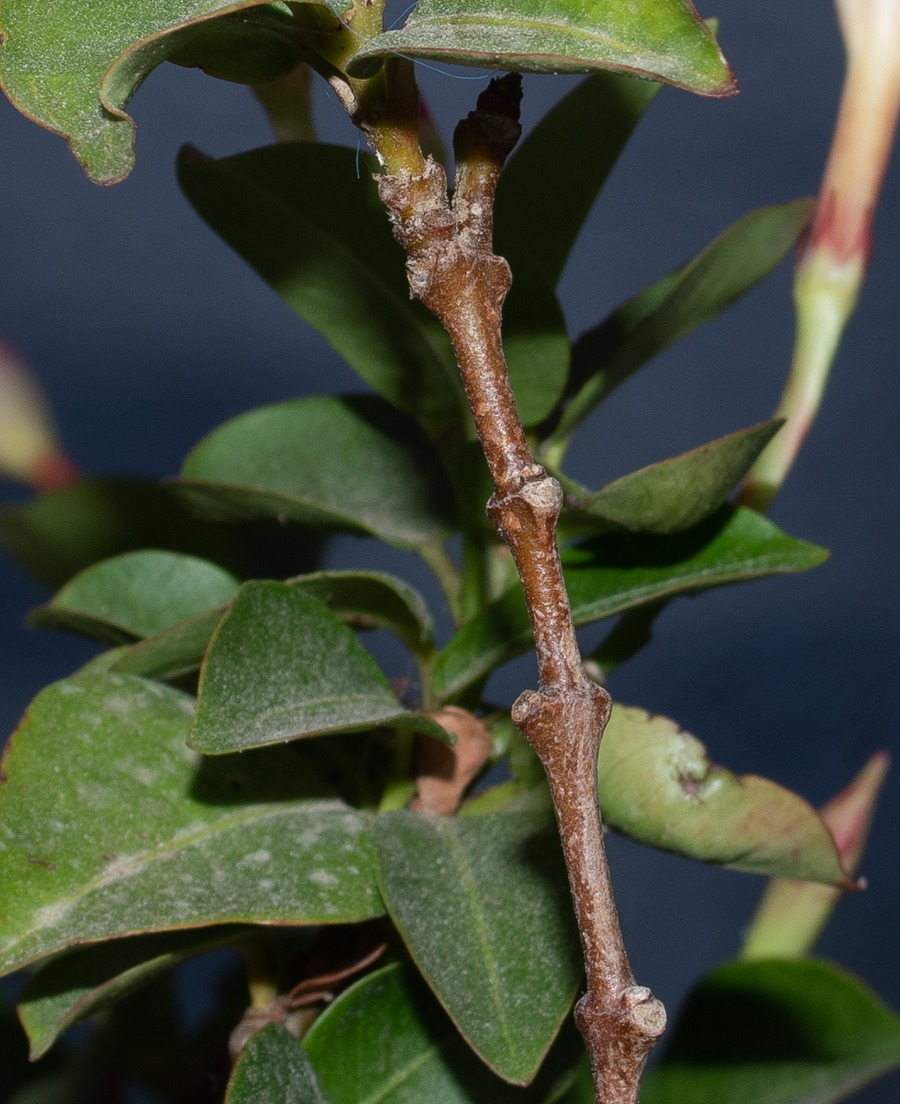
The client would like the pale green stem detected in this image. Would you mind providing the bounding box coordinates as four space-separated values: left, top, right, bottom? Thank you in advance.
738 250 863 511
419 540 463 623
241 941 279 1010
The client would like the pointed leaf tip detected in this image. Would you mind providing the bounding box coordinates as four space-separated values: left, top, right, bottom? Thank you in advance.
598 706 847 884
191 581 448 754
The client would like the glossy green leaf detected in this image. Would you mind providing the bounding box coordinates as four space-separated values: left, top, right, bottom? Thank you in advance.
111 569 434 681
19 926 247 1060
0 672 383 975
305 962 588 1104
228 1024 328 1104
179 396 456 548
348 0 735 95
495 72 661 289
554 200 815 442
28 550 240 645
374 811 581 1084
642 960 900 1104
0 478 243 589
178 143 465 432
0 2 330 184
190 581 448 754
563 420 783 536
434 506 828 699
599 706 846 884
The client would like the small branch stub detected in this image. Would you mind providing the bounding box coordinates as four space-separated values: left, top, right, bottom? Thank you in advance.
367 72 665 1104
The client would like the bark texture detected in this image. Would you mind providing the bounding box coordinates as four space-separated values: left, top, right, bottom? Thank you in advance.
372 74 665 1103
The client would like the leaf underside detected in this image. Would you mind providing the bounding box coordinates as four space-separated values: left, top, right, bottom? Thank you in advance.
348 0 735 98
642 959 900 1104
598 706 846 885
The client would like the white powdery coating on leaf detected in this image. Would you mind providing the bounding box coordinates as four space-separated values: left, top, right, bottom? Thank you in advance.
309 869 339 888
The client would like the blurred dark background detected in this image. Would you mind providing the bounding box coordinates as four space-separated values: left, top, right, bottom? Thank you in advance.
1 1 898 1100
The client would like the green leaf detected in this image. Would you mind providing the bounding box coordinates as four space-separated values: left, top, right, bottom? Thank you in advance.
111 606 228 681
0 2 332 184
373 811 581 1084
492 73 663 425
28 550 240 645
554 200 815 443
599 706 846 884
228 1024 328 1104
642 960 900 1104
434 506 828 699
179 396 456 549
19 926 248 1060
495 72 661 289
0 478 243 589
167 6 303 85
178 143 465 433
502 261 570 426
0 672 383 976
287 570 435 653
304 961 588 1104
1 994 66 1103
190 581 448 754
111 569 434 682
563 420 784 536
347 0 735 95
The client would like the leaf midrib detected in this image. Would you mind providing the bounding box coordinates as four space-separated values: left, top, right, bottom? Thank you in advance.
1 799 352 961
443 824 517 1066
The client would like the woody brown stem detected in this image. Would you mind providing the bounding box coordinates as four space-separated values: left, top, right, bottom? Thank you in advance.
367 73 665 1103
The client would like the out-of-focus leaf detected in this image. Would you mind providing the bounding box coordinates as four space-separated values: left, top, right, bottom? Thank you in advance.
28 550 239 645
111 606 227 681
554 200 815 443
167 6 302 84
178 143 465 433
0 2 338 184
179 396 456 549
495 72 660 289
0 478 243 589
0 672 383 976
742 752 890 960
227 1024 327 1104
304 962 588 1103
374 810 581 1083
434 506 828 699
190 581 448 754
493 72 661 431
562 420 783 536
1 993 65 1102
111 569 434 681
254 63 316 144
348 0 735 96
598 706 847 884
642 960 900 1104
19 926 248 1059
288 570 435 654
501 260 570 426
0 338 76 492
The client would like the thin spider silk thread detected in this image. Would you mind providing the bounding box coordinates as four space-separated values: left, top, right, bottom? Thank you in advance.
338 10 493 80
342 4 495 177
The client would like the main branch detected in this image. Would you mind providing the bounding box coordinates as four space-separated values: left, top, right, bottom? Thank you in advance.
367 72 665 1103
